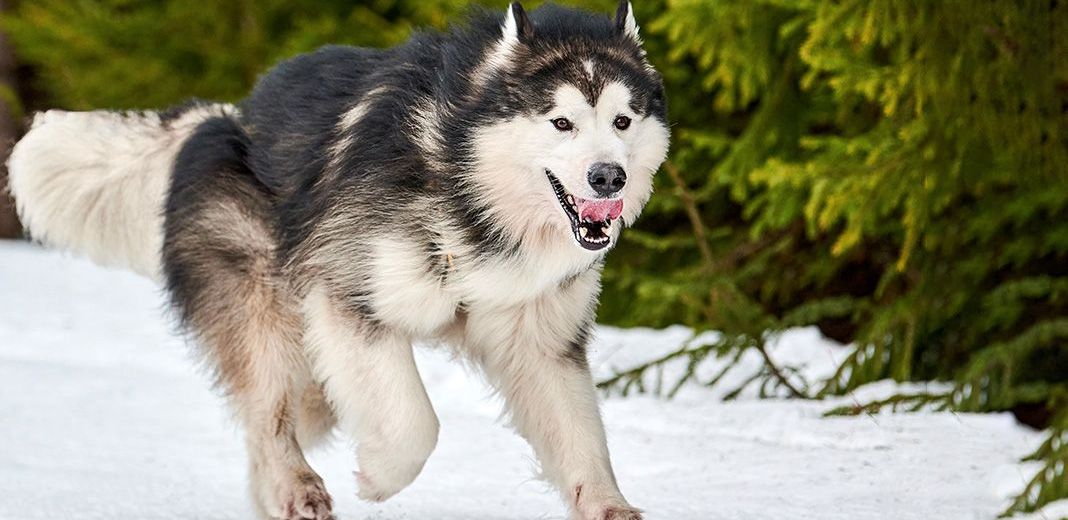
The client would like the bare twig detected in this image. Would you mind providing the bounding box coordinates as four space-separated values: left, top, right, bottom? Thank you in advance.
664 161 714 268
752 339 809 399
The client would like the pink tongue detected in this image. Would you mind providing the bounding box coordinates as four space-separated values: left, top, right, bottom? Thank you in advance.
577 198 624 222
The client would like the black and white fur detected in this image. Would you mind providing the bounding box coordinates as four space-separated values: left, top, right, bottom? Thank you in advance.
7 2 669 519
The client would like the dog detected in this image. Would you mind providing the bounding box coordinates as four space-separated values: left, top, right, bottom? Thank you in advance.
7 2 669 518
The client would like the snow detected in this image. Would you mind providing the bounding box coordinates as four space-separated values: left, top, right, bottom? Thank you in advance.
0 241 1050 519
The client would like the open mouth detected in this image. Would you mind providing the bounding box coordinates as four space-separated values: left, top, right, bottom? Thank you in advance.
545 170 623 251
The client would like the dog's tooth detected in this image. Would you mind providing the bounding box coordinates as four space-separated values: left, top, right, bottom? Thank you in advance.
579 227 588 237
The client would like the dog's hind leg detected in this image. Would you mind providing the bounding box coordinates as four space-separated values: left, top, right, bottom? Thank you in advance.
294 382 337 452
302 286 440 503
234 321 334 520
167 209 334 520
163 116 333 520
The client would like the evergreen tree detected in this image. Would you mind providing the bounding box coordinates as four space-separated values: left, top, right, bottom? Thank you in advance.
0 0 23 238
595 1 1067 515
2 0 471 109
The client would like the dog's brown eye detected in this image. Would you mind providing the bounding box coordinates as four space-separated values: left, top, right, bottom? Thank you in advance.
614 115 631 130
551 118 573 131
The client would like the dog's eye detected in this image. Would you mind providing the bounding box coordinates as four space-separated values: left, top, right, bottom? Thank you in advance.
551 118 574 132
614 115 631 130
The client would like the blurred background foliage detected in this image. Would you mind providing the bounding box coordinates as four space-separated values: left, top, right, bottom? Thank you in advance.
1 0 1066 515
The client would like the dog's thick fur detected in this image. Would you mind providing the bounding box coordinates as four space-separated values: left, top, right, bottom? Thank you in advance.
7 2 669 519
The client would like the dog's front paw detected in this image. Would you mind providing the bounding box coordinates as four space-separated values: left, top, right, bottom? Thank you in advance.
354 439 433 502
356 470 395 503
573 485 643 520
278 473 334 520
599 505 644 520
355 464 421 503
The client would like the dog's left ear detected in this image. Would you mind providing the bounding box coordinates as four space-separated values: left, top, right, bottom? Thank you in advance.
614 0 640 42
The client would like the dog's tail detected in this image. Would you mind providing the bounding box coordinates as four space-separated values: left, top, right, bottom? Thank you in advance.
7 103 235 280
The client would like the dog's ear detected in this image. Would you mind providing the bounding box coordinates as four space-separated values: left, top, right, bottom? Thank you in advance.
614 0 640 42
503 2 535 45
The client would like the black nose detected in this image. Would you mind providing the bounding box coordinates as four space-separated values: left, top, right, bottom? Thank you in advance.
587 162 627 196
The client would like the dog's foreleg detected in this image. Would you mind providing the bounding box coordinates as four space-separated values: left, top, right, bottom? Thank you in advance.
302 287 440 502
472 319 641 519
465 283 641 520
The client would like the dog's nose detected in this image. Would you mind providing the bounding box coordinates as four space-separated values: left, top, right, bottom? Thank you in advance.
587 162 627 197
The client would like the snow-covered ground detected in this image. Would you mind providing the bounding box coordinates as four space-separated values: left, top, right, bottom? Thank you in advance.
0 242 1051 519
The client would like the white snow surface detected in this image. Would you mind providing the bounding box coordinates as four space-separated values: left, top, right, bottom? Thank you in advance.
0 242 1050 519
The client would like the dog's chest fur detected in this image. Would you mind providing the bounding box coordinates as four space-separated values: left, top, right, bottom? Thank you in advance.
363 233 600 337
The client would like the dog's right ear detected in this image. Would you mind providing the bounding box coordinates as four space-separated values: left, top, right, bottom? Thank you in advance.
503 2 535 45
614 1 641 42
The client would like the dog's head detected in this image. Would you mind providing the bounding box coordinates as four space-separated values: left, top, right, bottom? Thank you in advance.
468 1 669 253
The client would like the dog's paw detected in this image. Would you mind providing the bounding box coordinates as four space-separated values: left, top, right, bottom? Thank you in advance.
279 473 334 520
355 468 414 503
599 505 644 520
355 471 392 503
354 442 432 502
574 504 643 520
573 485 642 520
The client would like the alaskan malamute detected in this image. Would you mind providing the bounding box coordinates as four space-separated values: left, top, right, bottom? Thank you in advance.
7 2 669 518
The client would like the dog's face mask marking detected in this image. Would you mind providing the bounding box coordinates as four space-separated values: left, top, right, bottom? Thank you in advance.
539 81 666 250
469 1 669 253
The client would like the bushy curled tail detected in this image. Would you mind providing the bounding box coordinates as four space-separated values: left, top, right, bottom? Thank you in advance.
6 103 234 280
